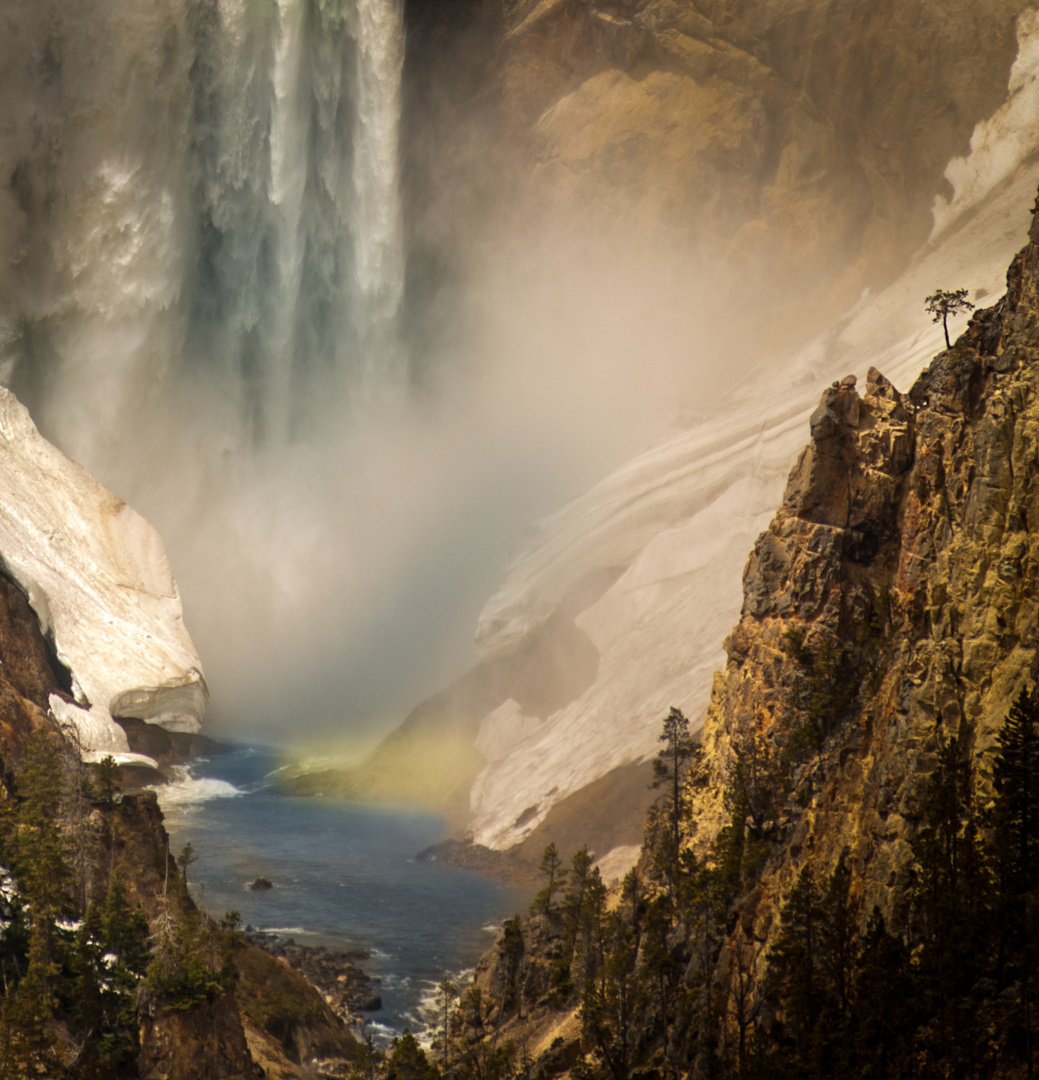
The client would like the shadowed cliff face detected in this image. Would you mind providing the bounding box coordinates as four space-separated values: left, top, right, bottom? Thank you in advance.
0 569 356 1078
404 0 1031 345
687 182 1039 993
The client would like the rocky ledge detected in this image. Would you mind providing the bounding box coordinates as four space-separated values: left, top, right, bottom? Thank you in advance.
246 931 383 1026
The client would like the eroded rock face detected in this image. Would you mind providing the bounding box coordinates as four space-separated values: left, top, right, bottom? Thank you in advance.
512 0 1028 267
138 991 257 1080
406 0 1034 319
689 187 1039 989
0 388 207 756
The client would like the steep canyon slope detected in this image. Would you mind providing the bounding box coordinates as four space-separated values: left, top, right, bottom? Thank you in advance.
692 189 1039 933
450 174 1039 1080
0 398 353 1077
337 0 1039 870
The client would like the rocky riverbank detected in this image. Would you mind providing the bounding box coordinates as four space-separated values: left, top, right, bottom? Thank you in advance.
245 930 383 1030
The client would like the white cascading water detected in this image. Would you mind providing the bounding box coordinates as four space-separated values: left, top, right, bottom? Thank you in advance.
181 0 406 443
0 0 405 452
0 0 414 735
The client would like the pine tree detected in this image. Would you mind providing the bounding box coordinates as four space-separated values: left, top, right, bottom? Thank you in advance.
910 732 994 1075
764 865 822 1064
925 288 974 349
434 978 457 1073
530 842 567 917
0 728 74 1077
850 909 913 1080
912 734 993 1006
819 854 855 1024
582 907 641 1080
101 871 150 979
653 708 696 890
387 1030 440 1080
994 686 1039 895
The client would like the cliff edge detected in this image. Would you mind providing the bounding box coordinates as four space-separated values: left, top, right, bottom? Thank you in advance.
439 177 1039 1080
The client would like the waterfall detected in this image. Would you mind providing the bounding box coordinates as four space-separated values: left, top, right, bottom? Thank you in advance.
0 0 422 734
0 0 406 457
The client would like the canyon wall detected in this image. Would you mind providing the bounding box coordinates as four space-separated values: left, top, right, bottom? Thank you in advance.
404 0 1033 348
341 0 1039 871
0 392 353 1077
448 177 1039 1080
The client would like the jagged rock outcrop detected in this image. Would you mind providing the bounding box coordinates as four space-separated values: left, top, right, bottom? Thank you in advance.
444 177 1039 1080
686 183 1039 987
349 0 1039 873
137 991 258 1080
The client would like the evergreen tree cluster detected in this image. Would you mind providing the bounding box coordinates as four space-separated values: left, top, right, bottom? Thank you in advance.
0 725 242 1079
432 692 1039 1080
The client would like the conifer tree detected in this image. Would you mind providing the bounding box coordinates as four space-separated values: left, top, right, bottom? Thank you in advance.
653 708 696 888
354 1033 384 1080
0 728 74 1077
530 843 567 917
910 731 993 1074
435 978 457 1073
563 848 594 959
764 865 822 1062
387 1030 440 1080
994 686 1039 894
925 288 974 349
581 907 641 1080
851 908 913 1080
819 854 855 1022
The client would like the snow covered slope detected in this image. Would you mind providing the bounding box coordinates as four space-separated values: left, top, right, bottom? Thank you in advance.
0 387 207 764
466 10 1039 852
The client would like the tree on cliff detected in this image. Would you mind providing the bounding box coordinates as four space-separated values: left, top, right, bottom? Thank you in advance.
993 686 1039 895
925 288 974 349
387 1030 440 1080
652 707 697 892
531 842 567 917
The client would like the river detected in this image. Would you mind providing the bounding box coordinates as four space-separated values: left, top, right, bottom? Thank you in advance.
157 744 530 1039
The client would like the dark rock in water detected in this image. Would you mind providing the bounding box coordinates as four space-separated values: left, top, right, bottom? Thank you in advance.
115 714 233 768
249 877 273 891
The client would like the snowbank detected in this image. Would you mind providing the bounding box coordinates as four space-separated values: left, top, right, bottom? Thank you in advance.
0 387 206 760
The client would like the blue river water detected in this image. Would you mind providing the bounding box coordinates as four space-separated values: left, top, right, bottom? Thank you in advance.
155 745 530 1038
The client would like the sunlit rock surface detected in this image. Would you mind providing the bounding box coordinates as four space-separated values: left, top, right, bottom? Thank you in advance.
503 0 1033 291
465 22 1039 850
0 388 206 759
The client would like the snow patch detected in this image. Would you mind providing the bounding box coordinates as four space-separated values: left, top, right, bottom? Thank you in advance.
49 695 159 769
0 388 206 734
931 8 1039 241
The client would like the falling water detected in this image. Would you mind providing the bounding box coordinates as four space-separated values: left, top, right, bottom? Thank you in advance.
0 0 406 456
0 0 433 737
